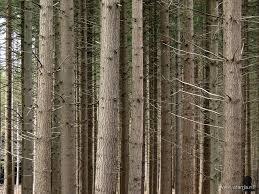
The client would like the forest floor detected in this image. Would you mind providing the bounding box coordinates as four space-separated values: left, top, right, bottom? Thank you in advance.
0 185 21 194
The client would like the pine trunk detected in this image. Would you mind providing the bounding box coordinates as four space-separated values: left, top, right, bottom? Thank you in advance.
94 0 120 192
34 0 54 192
222 0 243 193
4 0 13 193
181 0 195 193
160 0 172 193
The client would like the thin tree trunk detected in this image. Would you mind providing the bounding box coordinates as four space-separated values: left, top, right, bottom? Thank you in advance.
87 0 94 192
21 0 33 193
79 0 89 192
60 0 76 193
175 0 182 192
51 0 61 193
120 0 130 193
94 0 120 192
34 0 54 192
128 0 144 193
160 0 172 193
181 0 195 193
221 0 243 194
4 0 13 193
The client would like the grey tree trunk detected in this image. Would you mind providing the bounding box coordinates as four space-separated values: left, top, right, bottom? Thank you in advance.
94 0 120 193
60 0 76 193
128 0 144 193
160 0 172 193
21 0 33 193
221 0 243 194
181 0 195 193
34 0 54 193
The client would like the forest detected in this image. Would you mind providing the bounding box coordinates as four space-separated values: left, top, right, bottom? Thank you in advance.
0 0 258 194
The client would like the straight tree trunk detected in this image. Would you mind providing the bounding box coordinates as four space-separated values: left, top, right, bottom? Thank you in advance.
60 0 76 193
181 0 195 193
34 0 54 193
160 0 172 193
87 0 94 192
128 0 144 193
94 0 120 192
4 0 13 193
79 0 89 192
256 1 259 193
21 0 33 193
120 0 130 193
202 0 218 192
221 0 243 194
51 0 61 193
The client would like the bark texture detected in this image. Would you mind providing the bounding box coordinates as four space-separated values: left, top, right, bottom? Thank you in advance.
222 0 243 194
60 0 76 193
128 0 144 193
94 0 120 193
160 0 172 193
34 0 53 193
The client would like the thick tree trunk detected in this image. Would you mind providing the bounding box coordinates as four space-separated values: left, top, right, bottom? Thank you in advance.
34 0 53 193
181 0 195 193
221 0 243 194
21 0 33 193
128 0 144 193
94 0 120 193
160 0 172 193
60 0 76 193
4 0 13 193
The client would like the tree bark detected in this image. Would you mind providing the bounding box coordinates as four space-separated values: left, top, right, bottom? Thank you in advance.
120 1 130 193
128 0 144 193
221 0 243 193
34 0 54 193
60 0 76 193
4 0 13 193
21 0 33 193
160 0 172 193
94 0 120 193
181 0 195 193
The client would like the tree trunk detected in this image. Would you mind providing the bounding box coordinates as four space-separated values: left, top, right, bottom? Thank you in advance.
120 1 130 193
51 0 61 193
60 0 76 193
21 0 33 193
34 0 53 192
221 0 243 194
160 0 172 193
128 0 144 193
94 0 120 192
79 0 89 192
4 0 13 193
181 0 195 193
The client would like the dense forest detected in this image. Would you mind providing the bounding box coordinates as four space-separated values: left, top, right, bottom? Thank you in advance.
0 0 258 194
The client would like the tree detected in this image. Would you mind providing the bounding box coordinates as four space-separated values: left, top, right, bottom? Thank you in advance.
21 0 33 193
34 0 54 192
160 0 172 193
94 0 120 192
79 0 89 192
119 1 130 193
128 0 144 193
181 0 195 193
4 0 14 193
221 0 243 194
60 0 76 193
